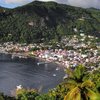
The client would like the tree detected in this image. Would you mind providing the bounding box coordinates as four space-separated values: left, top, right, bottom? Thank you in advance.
16 89 39 100
64 65 100 100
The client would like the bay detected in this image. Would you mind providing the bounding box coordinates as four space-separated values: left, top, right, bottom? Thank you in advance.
0 53 64 95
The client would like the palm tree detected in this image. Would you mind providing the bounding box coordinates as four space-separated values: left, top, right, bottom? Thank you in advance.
64 65 100 100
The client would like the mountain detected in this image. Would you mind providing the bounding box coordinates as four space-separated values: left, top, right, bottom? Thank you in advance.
0 1 100 43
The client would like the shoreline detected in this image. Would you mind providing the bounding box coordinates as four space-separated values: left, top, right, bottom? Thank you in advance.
1 46 100 71
30 55 66 69
0 52 65 69
0 52 65 96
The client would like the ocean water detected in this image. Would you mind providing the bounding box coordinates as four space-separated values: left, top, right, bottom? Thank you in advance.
0 53 64 95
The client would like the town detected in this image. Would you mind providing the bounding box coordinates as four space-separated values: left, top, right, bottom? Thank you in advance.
0 33 100 71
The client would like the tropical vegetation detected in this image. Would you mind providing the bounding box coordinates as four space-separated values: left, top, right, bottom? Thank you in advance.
0 1 100 43
0 65 100 100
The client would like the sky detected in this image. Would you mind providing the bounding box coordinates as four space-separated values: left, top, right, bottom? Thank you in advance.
0 0 100 9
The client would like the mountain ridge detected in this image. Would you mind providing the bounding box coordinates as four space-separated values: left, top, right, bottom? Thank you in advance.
0 1 100 43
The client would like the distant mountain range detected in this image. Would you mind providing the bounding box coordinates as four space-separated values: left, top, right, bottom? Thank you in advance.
0 1 100 43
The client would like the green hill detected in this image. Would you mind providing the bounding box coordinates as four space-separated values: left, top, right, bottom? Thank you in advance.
0 1 100 43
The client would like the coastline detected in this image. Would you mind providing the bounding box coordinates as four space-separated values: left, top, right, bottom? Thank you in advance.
0 52 65 69
32 55 66 69
0 52 65 96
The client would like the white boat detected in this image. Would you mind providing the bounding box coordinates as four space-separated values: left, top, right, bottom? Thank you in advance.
53 74 56 77
56 67 59 71
16 85 22 90
37 62 50 65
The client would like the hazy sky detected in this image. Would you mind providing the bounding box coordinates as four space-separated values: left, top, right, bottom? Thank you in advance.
0 0 100 9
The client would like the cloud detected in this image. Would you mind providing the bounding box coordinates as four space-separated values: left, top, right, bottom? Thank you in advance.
39 0 54 1
4 0 54 5
4 0 32 5
1 0 100 9
55 0 100 9
38 0 100 9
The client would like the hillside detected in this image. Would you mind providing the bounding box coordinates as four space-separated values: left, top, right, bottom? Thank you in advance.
0 1 100 43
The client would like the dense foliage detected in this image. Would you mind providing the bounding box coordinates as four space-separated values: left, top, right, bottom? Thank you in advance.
0 1 100 43
0 65 100 100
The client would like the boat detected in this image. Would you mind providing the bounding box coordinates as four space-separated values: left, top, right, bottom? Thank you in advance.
16 85 22 90
53 74 56 77
56 67 59 71
37 62 50 65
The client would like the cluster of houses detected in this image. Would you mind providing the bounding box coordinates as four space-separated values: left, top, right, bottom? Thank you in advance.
0 34 99 71
31 34 99 70
32 48 100 70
